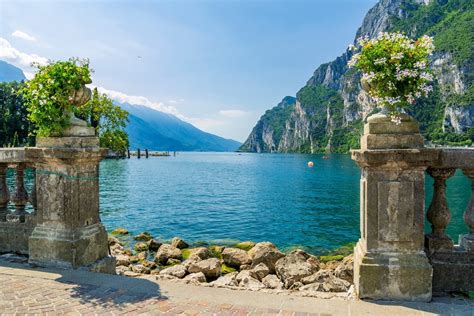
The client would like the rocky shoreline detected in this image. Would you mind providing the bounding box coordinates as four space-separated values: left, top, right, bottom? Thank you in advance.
109 228 354 297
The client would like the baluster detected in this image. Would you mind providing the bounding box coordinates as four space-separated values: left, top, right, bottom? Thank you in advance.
425 167 456 253
10 163 28 222
0 164 9 221
29 167 37 213
460 169 474 252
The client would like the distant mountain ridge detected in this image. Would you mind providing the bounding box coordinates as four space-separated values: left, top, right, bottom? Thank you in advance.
241 0 474 153
0 60 241 152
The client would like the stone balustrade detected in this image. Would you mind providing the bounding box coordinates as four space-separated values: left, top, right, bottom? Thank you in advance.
0 149 37 254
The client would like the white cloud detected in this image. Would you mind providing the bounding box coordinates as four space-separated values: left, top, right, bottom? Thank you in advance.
219 109 249 118
11 30 36 41
0 37 47 67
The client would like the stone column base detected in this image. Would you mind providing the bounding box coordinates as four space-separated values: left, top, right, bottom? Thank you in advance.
425 234 454 254
460 234 474 253
429 248 474 293
354 241 433 302
29 223 115 273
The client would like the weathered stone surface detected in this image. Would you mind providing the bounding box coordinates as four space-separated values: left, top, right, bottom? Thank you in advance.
211 272 238 287
188 258 221 279
115 254 130 267
240 264 251 270
252 262 270 281
239 275 265 290
320 276 351 292
142 260 157 270
160 264 187 278
166 258 182 266
189 247 212 260
134 242 148 252
131 264 150 274
302 269 332 285
111 228 129 235
334 255 353 283
275 250 319 288
236 270 258 283
429 250 474 293
155 244 182 264
235 241 256 251
137 251 147 261
171 237 189 249
116 265 130 275
262 274 284 289
147 239 162 251
248 242 285 273
134 232 152 242
222 247 251 267
183 272 207 283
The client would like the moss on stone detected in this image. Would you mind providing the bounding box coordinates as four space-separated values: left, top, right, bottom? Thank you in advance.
319 255 344 263
221 263 237 274
181 248 192 260
134 242 148 252
327 241 356 257
234 241 256 251
208 246 224 259
111 228 129 236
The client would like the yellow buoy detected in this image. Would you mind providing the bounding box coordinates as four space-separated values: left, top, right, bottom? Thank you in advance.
308 161 314 168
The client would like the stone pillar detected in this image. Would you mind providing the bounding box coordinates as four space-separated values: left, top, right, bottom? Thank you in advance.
10 163 29 222
352 112 433 302
460 169 474 252
0 164 9 221
28 114 115 273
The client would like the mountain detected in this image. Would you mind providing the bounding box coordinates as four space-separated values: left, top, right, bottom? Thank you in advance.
0 60 26 82
241 0 474 153
119 102 241 152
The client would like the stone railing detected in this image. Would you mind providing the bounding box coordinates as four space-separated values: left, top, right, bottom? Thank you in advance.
423 149 474 294
0 149 37 254
351 112 474 302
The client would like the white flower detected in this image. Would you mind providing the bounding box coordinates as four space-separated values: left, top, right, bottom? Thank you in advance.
420 72 433 81
348 44 356 51
414 61 427 69
374 57 387 65
391 52 404 60
406 93 415 104
391 115 402 125
362 72 376 83
348 53 360 67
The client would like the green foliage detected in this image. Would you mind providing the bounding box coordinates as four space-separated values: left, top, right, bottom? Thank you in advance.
181 249 192 260
22 58 92 136
0 81 32 147
319 255 344 262
75 87 129 155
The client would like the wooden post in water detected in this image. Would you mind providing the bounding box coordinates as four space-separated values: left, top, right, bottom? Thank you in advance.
145 149 149 158
137 149 141 159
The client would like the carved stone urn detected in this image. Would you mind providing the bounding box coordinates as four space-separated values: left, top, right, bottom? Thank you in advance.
63 84 95 137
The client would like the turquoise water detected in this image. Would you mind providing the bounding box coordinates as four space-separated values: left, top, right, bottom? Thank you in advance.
99 152 471 254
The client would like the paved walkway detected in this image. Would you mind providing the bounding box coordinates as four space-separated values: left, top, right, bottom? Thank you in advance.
0 259 473 315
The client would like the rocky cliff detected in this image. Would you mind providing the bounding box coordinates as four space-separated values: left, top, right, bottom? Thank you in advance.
241 0 473 153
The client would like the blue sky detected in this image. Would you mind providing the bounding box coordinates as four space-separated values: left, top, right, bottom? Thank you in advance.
0 0 377 141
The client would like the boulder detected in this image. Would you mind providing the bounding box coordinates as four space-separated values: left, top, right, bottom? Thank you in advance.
142 260 157 269
115 254 130 266
248 242 285 273
155 244 182 264
239 275 265 290
222 247 251 267
131 264 150 274
189 247 212 260
134 232 152 241
108 235 121 246
235 241 256 251
262 274 284 289
183 272 207 283
275 249 319 288
166 258 182 266
116 265 130 275
171 237 189 249
111 227 129 235
252 262 270 281
211 272 238 287
334 255 354 283
147 239 162 251
129 255 139 263
160 264 187 278
134 242 148 252
240 264 251 271
236 270 258 283
209 245 225 255
137 251 147 261
302 269 333 285
188 258 221 279
321 276 351 292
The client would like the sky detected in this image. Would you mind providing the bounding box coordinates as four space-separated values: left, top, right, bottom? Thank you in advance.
0 0 378 142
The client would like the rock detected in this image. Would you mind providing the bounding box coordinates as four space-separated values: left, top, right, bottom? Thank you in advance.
334 255 354 283
160 264 187 278
324 260 340 271
209 245 225 255
289 281 304 290
252 262 270 281
190 247 212 260
299 283 323 292
166 258 182 266
155 244 182 264
302 269 333 285
222 247 251 267
147 239 162 251
131 264 150 274
110 243 124 255
239 275 265 290
142 260 157 269
124 270 140 277
123 248 133 256
150 269 161 275
134 232 152 241
236 270 258 283
111 227 129 235
321 276 351 292
134 242 148 252
108 235 121 246
188 258 221 279
156 274 178 281
211 272 238 287
235 241 256 251
262 274 284 289
183 272 207 283
115 254 130 266
171 237 189 249
275 249 319 288
116 265 130 275
248 242 285 273
129 256 139 263
137 251 147 261
240 264 251 270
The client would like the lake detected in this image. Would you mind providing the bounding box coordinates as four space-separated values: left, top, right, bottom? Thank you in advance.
98 152 472 254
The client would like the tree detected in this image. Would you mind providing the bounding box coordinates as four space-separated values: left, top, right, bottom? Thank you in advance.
75 87 129 156
0 81 32 147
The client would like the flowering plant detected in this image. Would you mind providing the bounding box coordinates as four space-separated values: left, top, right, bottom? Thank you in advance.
22 58 92 136
348 32 434 124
